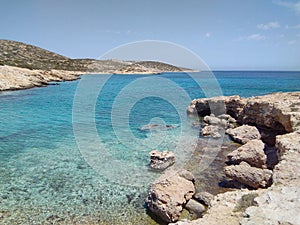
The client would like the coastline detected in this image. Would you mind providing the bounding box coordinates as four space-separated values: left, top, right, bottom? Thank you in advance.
165 92 300 224
0 65 197 92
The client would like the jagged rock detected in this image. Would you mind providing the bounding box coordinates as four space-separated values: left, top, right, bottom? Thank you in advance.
275 131 300 160
227 125 261 144
224 162 273 189
147 170 195 223
227 140 266 168
149 150 175 170
200 125 221 138
273 131 300 186
188 92 300 133
193 192 214 207
203 115 221 125
185 199 206 216
187 95 244 117
200 114 236 138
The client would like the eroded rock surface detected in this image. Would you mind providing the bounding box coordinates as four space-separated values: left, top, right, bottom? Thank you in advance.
227 140 266 168
147 170 195 223
224 162 273 189
188 92 300 133
227 125 261 144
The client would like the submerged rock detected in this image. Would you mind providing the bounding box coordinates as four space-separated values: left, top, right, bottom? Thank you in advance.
146 170 195 223
227 125 261 144
224 162 273 189
227 140 266 168
149 150 175 170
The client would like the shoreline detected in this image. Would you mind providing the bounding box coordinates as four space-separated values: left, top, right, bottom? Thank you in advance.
0 65 197 92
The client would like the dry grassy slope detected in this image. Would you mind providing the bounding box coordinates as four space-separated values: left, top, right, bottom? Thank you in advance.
0 40 189 73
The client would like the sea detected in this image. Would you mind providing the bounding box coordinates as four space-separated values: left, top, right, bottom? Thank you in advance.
0 71 299 224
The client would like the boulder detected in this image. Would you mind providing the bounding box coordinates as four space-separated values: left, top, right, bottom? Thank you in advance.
203 115 221 125
149 150 175 170
224 162 273 189
193 192 214 207
185 199 206 216
147 170 195 223
227 125 261 144
227 140 266 168
200 125 221 138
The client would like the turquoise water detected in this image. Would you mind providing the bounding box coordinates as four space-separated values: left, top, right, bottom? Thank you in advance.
0 71 299 224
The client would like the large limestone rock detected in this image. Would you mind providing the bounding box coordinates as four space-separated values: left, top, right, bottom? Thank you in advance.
224 162 273 189
227 140 266 168
147 170 195 223
188 92 300 133
227 125 261 144
149 150 175 170
187 95 245 117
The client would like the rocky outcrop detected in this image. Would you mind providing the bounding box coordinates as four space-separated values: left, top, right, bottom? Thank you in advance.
272 130 300 186
200 114 236 138
174 92 300 225
188 92 300 134
200 125 222 138
227 125 261 144
0 65 83 91
147 170 195 223
149 150 175 170
224 162 273 189
227 140 266 168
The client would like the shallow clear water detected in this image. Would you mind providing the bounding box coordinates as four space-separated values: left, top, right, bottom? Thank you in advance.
0 71 299 224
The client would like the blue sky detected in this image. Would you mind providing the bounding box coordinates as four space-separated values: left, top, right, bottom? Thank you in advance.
1 0 300 70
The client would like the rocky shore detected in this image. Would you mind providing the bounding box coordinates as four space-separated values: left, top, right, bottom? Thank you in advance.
0 65 84 91
147 92 300 225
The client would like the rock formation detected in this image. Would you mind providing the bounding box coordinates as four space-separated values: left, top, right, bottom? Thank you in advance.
187 92 300 133
226 125 261 144
173 92 300 225
224 161 273 189
146 170 195 223
149 150 175 170
227 139 266 168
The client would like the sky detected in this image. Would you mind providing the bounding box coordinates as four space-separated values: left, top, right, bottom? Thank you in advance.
1 0 300 70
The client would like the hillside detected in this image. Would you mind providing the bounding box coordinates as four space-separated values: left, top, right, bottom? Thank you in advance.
0 40 194 91
0 40 191 73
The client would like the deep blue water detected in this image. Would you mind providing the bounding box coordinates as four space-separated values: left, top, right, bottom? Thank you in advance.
0 71 299 224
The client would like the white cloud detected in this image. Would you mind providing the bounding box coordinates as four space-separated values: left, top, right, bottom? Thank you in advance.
273 0 300 14
297 34 300 37
205 32 211 38
247 34 267 41
235 33 267 42
257 21 280 30
286 24 300 29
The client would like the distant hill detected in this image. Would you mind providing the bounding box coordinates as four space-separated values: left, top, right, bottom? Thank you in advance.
0 40 191 73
